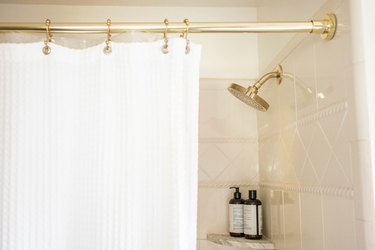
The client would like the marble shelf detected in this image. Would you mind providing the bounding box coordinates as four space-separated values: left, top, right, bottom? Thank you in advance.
207 234 275 249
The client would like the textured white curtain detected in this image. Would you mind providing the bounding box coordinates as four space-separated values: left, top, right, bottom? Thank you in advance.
0 38 201 250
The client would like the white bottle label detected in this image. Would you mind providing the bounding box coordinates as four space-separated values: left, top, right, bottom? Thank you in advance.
244 205 262 236
229 204 244 233
259 205 263 235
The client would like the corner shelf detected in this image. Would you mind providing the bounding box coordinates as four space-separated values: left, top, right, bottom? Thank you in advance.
207 234 275 249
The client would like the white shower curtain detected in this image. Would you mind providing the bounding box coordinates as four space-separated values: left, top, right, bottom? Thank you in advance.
0 38 201 250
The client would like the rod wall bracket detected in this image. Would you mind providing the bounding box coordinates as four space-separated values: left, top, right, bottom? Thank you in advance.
320 13 337 40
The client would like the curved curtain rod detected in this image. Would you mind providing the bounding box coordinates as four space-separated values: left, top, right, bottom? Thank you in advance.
0 13 337 40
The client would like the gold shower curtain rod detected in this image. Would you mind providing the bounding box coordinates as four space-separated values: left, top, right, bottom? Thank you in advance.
0 13 337 40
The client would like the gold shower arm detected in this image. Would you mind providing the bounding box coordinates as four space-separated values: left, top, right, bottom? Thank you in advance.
253 65 283 89
0 14 337 40
253 72 280 89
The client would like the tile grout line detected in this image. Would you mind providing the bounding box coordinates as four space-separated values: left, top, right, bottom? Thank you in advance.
282 191 286 250
320 194 327 250
298 192 303 250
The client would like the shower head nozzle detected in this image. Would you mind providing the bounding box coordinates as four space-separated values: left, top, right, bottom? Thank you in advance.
227 64 282 112
227 83 269 111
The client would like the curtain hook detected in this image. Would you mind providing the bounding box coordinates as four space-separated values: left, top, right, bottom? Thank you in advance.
184 19 190 54
161 18 169 54
179 19 185 38
103 19 112 55
42 19 52 55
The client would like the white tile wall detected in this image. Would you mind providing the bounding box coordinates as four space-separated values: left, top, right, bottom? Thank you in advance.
283 192 301 250
198 0 374 249
300 193 324 250
322 196 356 250
270 190 285 250
198 79 258 250
257 0 367 250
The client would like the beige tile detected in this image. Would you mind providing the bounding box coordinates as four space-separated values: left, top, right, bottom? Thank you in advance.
199 168 211 182
199 89 229 138
293 37 318 120
332 112 354 185
277 58 296 129
318 109 346 146
279 128 299 184
259 135 279 183
348 63 371 140
348 0 364 64
276 139 298 184
321 155 351 187
283 191 301 250
263 132 298 184
291 131 307 180
351 140 375 221
199 82 258 139
199 144 231 180
354 220 375 250
217 144 259 183
322 196 356 250
216 165 258 184
300 159 319 186
281 162 299 184
305 123 331 182
198 187 231 239
297 122 315 152
268 137 285 183
300 193 324 250
315 42 351 110
241 112 258 138
270 190 285 250
255 2 362 250
257 0 327 72
257 81 281 138
259 188 272 239
199 143 211 156
216 143 247 161
199 79 230 91
314 0 352 110
232 144 258 173
280 126 296 152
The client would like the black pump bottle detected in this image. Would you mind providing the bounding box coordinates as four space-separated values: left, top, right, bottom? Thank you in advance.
229 187 244 237
244 190 262 239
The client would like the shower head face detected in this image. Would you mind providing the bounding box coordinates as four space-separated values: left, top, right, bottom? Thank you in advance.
227 83 269 112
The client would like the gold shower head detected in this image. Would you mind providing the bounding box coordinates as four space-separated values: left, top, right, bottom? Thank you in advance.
227 65 283 111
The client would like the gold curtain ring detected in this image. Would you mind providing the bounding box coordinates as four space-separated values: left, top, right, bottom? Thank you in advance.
161 18 169 54
42 19 52 55
103 19 112 55
184 19 190 54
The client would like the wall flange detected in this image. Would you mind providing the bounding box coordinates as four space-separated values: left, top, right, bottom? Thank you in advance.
320 13 337 40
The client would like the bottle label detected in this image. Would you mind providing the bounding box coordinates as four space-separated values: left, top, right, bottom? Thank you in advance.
229 204 244 233
244 205 262 236
259 205 263 235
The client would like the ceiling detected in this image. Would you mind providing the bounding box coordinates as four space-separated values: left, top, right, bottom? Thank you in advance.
0 0 260 7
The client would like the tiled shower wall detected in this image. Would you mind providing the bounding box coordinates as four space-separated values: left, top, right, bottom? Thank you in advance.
258 0 360 249
197 79 258 250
